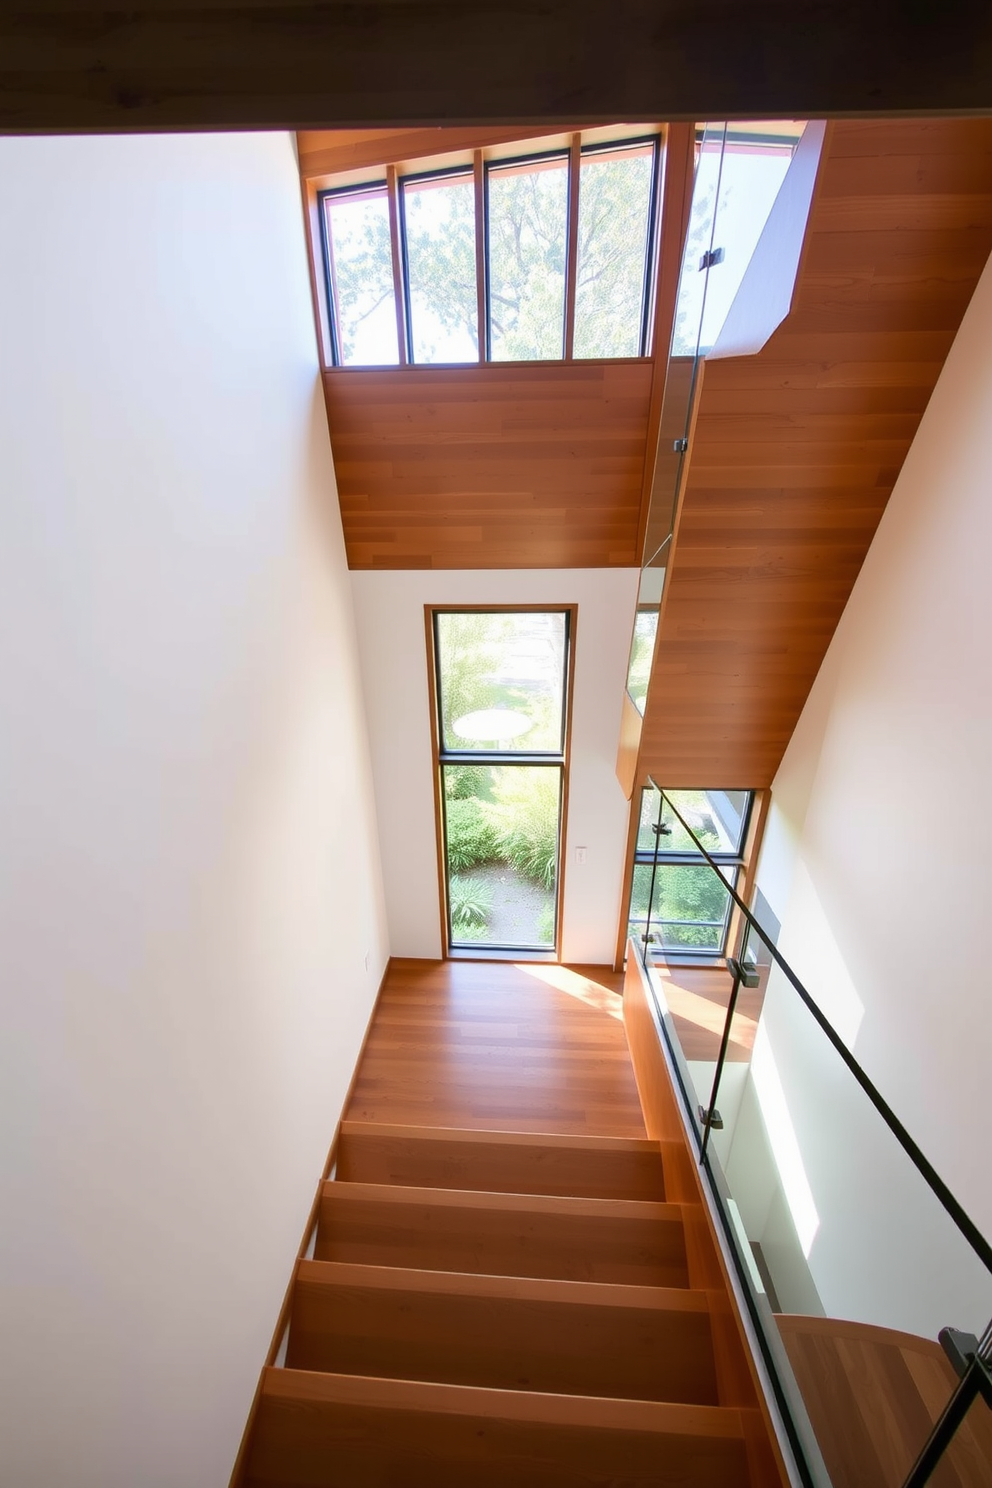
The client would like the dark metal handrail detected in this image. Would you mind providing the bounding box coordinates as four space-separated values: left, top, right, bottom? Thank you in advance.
647 780 992 1280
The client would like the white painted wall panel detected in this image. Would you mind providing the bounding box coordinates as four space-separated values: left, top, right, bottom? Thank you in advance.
0 133 388 1488
747 247 992 1338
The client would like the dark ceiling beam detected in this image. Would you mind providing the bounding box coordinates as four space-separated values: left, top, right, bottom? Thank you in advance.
1 1 992 133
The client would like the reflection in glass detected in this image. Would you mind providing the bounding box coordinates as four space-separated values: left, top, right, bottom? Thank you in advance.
661 789 751 855
402 172 478 364
444 764 560 948
435 611 567 754
488 155 568 361
625 560 665 714
322 185 399 366
626 612 658 714
574 142 656 359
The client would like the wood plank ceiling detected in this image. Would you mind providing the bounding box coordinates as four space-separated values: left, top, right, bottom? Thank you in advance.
326 362 653 569
637 117 992 789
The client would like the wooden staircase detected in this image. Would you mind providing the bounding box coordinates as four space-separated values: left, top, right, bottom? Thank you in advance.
242 1117 778 1486
234 958 788 1487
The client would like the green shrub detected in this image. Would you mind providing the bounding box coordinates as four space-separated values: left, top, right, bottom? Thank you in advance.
535 899 556 945
488 769 560 889
445 796 501 873
450 874 493 932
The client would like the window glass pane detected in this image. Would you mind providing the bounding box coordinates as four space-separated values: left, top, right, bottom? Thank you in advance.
323 186 399 366
488 156 568 361
628 861 735 952
402 172 478 364
635 785 664 853
699 124 803 351
627 861 656 943
574 143 655 359
436 611 567 754
444 764 560 949
655 864 734 950
656 789 750 855
672 125 726 358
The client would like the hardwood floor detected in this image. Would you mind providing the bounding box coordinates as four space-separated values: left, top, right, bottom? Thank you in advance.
653 963 767 1062
778 1314 992 1488
344 958 645 1137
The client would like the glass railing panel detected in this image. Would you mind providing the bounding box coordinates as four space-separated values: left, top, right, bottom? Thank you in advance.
721 921 992 1487
624 554 665 715
625 123 724 711
698 121 805 353
625 121 813 714
671 123 726 359
639 785 992 1488
626 782 664 945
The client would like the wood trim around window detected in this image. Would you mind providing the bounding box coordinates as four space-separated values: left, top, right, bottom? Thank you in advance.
425 604 577 961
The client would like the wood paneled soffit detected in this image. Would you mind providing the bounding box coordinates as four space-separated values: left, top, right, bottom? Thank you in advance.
325 361 654 570
636 117 992 791
4 3 992 132
297 127 594 181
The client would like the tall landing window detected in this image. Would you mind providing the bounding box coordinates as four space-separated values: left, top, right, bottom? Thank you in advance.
429 608 573 954
626 786 753 957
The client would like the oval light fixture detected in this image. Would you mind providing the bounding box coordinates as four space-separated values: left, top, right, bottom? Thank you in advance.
452 708 533 742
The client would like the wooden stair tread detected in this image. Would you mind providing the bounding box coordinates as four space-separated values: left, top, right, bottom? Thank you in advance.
317 1180 690 1285
286 1259 718 1404
245 1367 751 1488
337 1121 666 1200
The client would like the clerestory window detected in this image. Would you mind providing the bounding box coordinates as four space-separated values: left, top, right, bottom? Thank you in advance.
317 133 661 368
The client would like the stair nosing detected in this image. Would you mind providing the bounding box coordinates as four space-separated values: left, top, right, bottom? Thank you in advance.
339 1120 659 1153
261 1365 745 1437
321 1179 681 1220
294 1257 709 1311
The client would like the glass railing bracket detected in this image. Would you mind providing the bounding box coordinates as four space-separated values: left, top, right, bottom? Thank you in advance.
698 1104 724 1131
726 955 760 988
939 1327 980 1379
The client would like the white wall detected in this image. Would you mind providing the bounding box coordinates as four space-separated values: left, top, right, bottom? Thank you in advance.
0 134 388 1488
744 248 992 1339
350 569 638 962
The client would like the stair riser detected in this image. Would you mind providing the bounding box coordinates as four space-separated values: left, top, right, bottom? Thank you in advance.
337 1134 666 1201
287 1281 718 1404
247 1394 749 1488
316 1204 688 1286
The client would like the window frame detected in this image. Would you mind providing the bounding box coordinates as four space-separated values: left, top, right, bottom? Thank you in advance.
483 145 572 364
398 161 480 367
315 129 664 371
575 133 663 360
317 176 398 369
426 604 577 958
624 786 755 962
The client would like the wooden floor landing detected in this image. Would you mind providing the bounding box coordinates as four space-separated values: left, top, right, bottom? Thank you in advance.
345 959 646 1138
655 963 767 1063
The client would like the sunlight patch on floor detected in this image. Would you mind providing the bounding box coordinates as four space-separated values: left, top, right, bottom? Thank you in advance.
656 971 757 1045
516 963 624 1020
